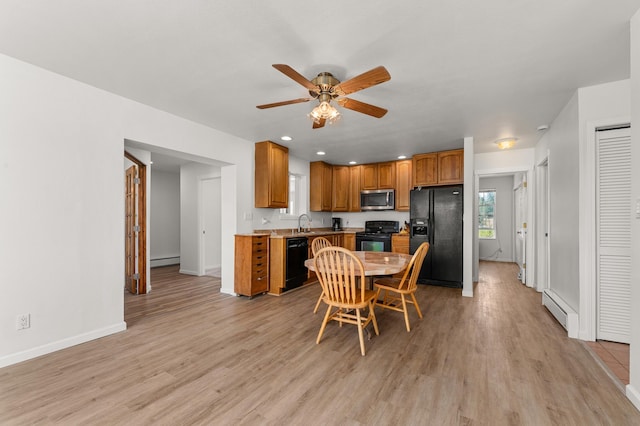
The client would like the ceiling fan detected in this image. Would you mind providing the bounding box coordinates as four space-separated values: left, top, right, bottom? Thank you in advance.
256 64 391 129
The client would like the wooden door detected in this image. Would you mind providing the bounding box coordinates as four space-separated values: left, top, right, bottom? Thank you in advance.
125 165 139 294
124 152 147 294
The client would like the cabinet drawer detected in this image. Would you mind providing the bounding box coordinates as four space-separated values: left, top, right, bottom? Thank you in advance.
252 238 268 250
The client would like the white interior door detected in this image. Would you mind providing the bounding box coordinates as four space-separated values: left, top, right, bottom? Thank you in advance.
201 177 221 275
596 127 631 343
514 178 527 283
536 160 549 292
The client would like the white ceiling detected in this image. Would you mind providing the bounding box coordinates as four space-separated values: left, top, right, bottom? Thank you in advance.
1 1 639 166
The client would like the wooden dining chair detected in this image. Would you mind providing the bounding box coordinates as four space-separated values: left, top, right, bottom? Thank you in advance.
314 246 379 356
373 242 429 332
311 237 333 313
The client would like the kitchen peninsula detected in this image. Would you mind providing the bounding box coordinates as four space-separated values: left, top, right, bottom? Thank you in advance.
267 229 357 295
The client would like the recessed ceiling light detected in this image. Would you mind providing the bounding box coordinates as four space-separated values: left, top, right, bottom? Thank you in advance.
317 151 326 156
397 155 407 160
281 136 292 141
349 161 357 165
494 137 518 150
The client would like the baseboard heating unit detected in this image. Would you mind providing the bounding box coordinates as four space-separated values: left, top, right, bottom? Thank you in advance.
542 289 579 338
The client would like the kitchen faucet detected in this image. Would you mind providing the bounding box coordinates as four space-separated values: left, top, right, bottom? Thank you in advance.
297 213 311 233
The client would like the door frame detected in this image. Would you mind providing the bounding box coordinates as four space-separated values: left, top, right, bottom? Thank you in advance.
124 151 148 294
579 117 630 341
474 166 535 288
535 157 550 293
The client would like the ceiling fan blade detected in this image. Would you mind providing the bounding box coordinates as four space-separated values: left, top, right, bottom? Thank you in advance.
333 66 390 96
256 98 312 109
312 118 326 129
272 64 318 93
337 98 388 118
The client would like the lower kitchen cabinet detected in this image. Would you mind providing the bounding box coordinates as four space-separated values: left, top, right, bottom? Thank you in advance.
391 234 410 254
234 234 269 297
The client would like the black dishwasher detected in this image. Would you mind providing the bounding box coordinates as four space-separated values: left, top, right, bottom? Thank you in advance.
286 237 309 291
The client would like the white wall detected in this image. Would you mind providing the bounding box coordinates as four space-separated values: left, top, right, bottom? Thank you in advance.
545 92 581 311
150 170 180 266
479 176 514 262
627 8 640 410
0 52 254 367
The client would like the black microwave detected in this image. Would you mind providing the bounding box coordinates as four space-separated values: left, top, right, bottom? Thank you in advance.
360 189 395 211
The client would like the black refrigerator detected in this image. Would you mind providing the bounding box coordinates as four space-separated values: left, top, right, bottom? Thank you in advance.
410 185 463 287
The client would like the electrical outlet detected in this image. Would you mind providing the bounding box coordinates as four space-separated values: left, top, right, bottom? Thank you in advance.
16 314 30 330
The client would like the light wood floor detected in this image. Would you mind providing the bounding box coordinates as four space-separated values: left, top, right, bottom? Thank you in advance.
1 261 639 425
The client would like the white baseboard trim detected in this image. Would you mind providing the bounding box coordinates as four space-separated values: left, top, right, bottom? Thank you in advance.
150 256 180 268
0 322 127 369
542 289 579 338
626 384 640 411
179 268 198 276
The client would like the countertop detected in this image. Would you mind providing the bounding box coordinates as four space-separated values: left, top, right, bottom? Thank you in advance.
236 229 361 239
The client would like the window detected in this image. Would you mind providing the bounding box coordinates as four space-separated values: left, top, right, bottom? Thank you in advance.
280 173 307 217
478 190 496 239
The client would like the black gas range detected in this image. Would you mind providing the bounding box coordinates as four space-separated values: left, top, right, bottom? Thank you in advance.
355 220 399 252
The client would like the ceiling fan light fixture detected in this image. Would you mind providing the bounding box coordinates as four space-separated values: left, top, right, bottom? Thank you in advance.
494 137 517 150
308 101 341 124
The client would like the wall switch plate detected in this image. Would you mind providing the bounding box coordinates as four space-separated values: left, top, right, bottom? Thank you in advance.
16 314 30 330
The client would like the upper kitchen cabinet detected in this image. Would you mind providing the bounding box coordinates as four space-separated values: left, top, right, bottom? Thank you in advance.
255 141 288 208
362 161 396 190
395 159 412 211
348 165 362 212
412 153 438 187
413 149 463 187
331 165 349 212
438 149 464 184
310 161 333 211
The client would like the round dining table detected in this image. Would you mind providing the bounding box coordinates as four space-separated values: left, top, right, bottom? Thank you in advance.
304 250 412 285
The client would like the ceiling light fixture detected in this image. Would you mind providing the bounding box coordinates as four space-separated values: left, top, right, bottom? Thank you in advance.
281 135 292 141
316 151 326 156
308 94 341 125
537 125 549 132
494 137 518 150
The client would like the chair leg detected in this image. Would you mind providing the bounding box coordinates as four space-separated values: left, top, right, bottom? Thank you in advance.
410 292 423 319
369 300 379 336
401 294 410 332
316 305 332 344
356 308 366 356
313 291 323 314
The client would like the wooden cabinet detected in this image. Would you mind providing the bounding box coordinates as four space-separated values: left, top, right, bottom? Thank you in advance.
343 233 356 251
310 161 333 212
377 161 396 189
255 141 288 208
234 235 269 297
395 159 412 211
362 162 396 190
391 234 410 254
361 163 378 190
331 165 349 212
413 149 464 186
348 165 362 212
438 149 464 184
413 153 438 187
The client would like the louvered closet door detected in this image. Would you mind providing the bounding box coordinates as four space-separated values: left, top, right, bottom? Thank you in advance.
597 127 631 343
